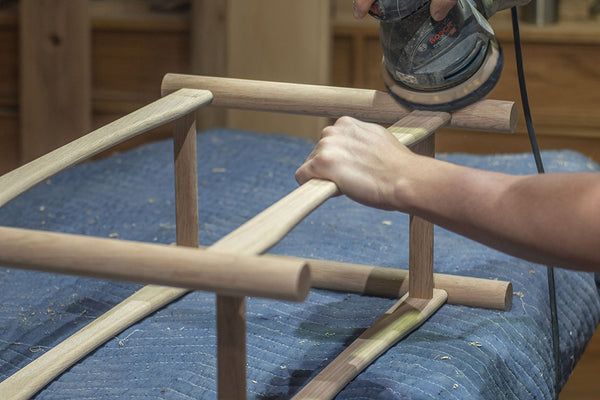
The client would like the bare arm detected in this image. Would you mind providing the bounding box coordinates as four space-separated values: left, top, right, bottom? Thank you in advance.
296 117 600 271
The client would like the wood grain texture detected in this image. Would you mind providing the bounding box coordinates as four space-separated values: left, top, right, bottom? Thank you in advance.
304 256 512 310
190 0 227 131
292 289 448 399
216 295 246 399
19 0 91 162
0 88 213 208
408 134 436 299
161 74 517 133
225 0 331 139
173 111 200 248
0 226 310 301
160 239 512 311
0 111 18 175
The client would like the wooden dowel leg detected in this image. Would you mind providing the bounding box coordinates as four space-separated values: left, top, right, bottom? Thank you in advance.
409 214 434 299
217 295 246 400
173 111 200 248
174 111 247 399
408 133 435 299
408 133 436 299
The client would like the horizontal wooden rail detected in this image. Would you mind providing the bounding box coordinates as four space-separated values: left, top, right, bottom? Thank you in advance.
0 222 510 309
273 255 512 311
161 74 517 133
0 226 310 302
0 88 213 208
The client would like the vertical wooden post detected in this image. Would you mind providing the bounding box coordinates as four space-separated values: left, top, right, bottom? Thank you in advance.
173 110 246 399
190 0 228 131
173 112 199 247
19 0 91 162
408 134 435 299
217 295 246 399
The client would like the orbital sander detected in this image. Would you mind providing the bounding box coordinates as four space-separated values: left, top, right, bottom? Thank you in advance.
371 0 529 111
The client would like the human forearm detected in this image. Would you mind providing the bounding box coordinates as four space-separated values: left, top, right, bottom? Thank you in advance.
399 157 600 270
296 117 600 271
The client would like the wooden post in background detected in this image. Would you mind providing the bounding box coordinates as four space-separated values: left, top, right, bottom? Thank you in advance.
408 134 435 299
19 0 91 162
190 0 228 131
225 0 331 140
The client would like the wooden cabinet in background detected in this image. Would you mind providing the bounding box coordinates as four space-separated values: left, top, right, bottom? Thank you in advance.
0 1 192 174
0 0 331 175
0 9 19 174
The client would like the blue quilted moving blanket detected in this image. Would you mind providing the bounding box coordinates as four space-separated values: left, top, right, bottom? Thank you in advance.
0 129 598 399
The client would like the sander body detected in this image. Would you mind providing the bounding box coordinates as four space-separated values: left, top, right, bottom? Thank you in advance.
372 0 528 111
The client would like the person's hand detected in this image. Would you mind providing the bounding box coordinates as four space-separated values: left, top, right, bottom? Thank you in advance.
295 117 418 211
353 0 458 21
352 0 379 18
430 0 458 21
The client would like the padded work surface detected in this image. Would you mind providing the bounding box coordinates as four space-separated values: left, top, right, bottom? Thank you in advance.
0 129 598 399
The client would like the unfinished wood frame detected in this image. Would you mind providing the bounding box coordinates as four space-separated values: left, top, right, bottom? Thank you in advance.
0 76 516 400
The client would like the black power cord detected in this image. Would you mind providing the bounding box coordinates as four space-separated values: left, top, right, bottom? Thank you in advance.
510 7 560 399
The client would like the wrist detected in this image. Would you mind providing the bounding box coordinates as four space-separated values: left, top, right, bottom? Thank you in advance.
390 152 435 214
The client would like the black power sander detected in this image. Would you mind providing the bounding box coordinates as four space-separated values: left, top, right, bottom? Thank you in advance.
370 0 529 111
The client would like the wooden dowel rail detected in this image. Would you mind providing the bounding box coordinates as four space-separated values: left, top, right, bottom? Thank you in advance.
177 250 510 311
0 224 511 310
0 88 213 208
160 74 517 134
305 256 512 311
0 226 310 302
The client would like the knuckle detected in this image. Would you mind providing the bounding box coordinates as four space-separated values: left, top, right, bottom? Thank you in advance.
336 116 355 126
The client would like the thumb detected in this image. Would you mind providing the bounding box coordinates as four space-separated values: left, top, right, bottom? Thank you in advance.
430 0 458 21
